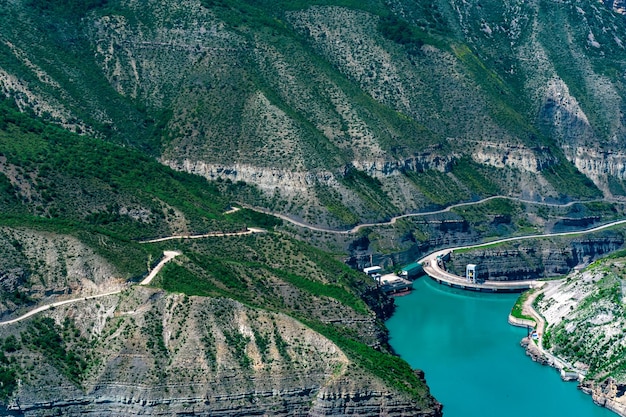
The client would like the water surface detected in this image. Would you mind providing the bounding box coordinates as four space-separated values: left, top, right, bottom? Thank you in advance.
386 278 614 417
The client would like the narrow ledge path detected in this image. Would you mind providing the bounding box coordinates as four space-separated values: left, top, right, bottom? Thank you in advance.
139 227 266 244
0 290 125 327
520 282 587 377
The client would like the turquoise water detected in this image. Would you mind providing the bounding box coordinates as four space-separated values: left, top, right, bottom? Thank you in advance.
386 278 615 417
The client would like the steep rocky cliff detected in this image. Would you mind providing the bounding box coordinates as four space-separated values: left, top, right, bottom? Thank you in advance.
0 223 442 416
449 234 625 281
1 288 440 417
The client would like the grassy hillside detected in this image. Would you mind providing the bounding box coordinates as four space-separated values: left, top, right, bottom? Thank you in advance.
149 233 432 398
0 97 256 239
533 250 626 399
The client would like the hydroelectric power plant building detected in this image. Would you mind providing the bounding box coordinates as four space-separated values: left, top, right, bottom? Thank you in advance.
400 262 424 279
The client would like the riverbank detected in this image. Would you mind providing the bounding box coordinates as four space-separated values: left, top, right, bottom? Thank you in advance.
513 281 626 417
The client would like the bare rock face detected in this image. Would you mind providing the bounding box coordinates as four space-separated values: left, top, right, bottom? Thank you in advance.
352 152 454 178
0 228 125 318
449 235 624 281
309 368 441 417
471 143 557 173
604 0 626 15
310 390 441 417
161 158 337 197
520 337 550 367
581 378 626 416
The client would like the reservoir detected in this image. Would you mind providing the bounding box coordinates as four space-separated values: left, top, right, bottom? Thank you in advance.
386 278 615 417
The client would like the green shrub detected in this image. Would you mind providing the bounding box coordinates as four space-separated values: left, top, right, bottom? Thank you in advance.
542 162 601 199
21 317 87 385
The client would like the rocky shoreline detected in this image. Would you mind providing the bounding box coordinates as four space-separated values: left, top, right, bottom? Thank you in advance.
511 285 626 417
520 335 626 417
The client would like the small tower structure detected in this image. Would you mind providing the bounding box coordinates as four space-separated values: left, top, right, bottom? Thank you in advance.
466 264 477 283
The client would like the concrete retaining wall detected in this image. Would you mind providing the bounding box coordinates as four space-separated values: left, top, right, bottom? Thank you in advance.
508 315 536 328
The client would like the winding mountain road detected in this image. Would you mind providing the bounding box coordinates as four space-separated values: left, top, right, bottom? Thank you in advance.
518 282 587 376
244 196 611 234
140 250 182 285
139 227 266 243
0 290 125 326
0 223 266 326
0 251 183 327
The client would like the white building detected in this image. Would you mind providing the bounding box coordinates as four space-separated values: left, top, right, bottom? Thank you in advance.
363 266 382 276
466 264 477 283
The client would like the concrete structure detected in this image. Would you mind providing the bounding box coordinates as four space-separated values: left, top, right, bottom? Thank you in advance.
379 274 413 294
419 249 539 292
466 264 477 283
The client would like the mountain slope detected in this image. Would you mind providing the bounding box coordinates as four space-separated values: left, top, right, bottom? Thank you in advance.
3 0 622 227
0 100 441 415
531 250 626 415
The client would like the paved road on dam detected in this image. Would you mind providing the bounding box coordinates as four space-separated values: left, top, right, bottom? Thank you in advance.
418 218 626 291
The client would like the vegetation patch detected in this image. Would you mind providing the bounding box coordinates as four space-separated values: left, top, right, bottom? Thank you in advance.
21 317 89 385
0 98 255 240
271 267 368 314
542 162 601 199
315 183 359 226
272 326 291 362
303 319 430 401
142 308 169 359
223 329 252 369
160 249 368 315
450 158 500 197
339 166 397 217
158 262 221 298
404 169 469 206
202 0 387 22
607 177 626 197
378 14 449 51
227 208 283 229
510 289 536 324
0 336 21 401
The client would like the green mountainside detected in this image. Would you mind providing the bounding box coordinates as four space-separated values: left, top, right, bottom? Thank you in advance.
531 251 626 412
2 0 623 227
